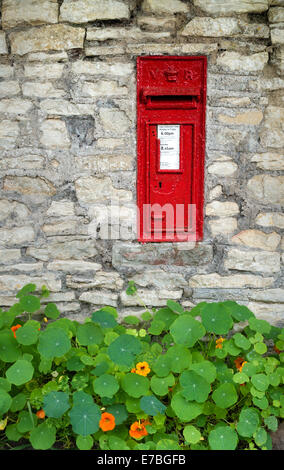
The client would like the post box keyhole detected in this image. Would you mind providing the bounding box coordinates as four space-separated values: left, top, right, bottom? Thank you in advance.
159 182 162 188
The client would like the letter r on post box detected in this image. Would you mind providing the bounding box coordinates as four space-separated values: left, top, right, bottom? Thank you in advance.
136 56 207 242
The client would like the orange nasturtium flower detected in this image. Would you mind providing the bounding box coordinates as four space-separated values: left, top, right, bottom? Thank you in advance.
99 412 116 432
129 419 150 439
274 345 281 354
11 324 22 338
36 409 45 419
215 337 225 349
234 357 247 372
135 362 151 377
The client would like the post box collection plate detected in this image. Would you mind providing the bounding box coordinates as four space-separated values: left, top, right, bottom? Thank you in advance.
137 56 207 242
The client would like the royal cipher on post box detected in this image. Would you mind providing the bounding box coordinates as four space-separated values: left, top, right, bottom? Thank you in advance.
137 56 207 242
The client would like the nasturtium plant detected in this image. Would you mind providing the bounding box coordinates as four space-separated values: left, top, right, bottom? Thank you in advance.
0 282 283 450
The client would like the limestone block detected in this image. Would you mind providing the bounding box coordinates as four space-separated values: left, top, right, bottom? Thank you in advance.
250 152 284 170
224 248 281 274
188 273 274 288
85 46 125 56
260 107 284 148
268 7 284 22
193 0 269 15
216 51 268 72
72 60 133 77
9 24 85 56
205 201 239 217
0 33 8 55
0 154 45 170
0 199 30 222
75 154 133 173
120 289 168 307
0 81 20 97
0 65 14 78
208 160 238 176
75 176 132 204
22 82 65 99
47 260 101 273
46 201 75 217
3 176 56 197
271 27 284 45
231 229 281 251
2 0 59 29
86 26 170 42
80 81 128 98
24 63 64 79
248 288 284 302
40 99 93 116
0 226 35 246
60 0 130 22
0 263 44 273
99 108 130 134
79 290 118 307
209 217 238 236
0 120 19 148
218 110 263 126
26 51 68 62
180 17 240 37
0 274 61 293
247 302 284 322
0 99 33 114
42 219 87 236
208 185 223 201
247 175 284 205
40 119 70 149
0 249 21 264
142 0 189 14
132 270 187 289
27 239 98 260
67 271 124 290
255 212 284 229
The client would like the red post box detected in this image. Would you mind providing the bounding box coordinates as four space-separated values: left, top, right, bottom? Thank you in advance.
137 56 207 242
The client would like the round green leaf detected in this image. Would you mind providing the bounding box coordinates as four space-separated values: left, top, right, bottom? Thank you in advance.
150 374 175 397
108 334 142 368
43 391 70 418
16 283 36 298
92 310 117 329
251 373 269 392
73 390 94 406
170 315 205 348
209 425 238 450
253 396 269 410
0 331 21 363
237 408 260 437
152 355 171 378
76 434 93 450
254 342 267 354
222 301 254 322
30 423 56 450
44 303 60 320
148 319 165 335
167 299 184 314
264 415 278 432
233 332 251 351
38 327 71 359
183 425 201 445
6 359 34 386
171 392 203 422
233 372 249 384
0 389 12 415
93 374 119 398
189 360 216 384
154 307 177 329
248 318 271 335
5 424 22 442
10 392 26 412
140 395 166 416
19 295 40 313
212 383 238 409
121 373 149 398
106 404 128 426
15 324 39 345
254 427 267 447
69 403 101 436
17 410 37 433
108 435 129 450
201 302 233 335
77 323 103 346
166 344 191 373
180 370 211 403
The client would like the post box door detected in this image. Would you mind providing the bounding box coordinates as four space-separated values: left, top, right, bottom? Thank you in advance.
137 56 207 242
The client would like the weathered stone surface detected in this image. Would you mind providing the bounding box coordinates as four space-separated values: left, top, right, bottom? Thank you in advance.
248 288 284 303
126 42 218 55
0 33 8 55
60 0 130 22
42 220 86 236
0 199 30 222
208 185 223 201
0 274 61 293
2 0 59 29
0 64 14 78
112 242 213 268
40 119 70 149
0 262 44 273
0 249 21 264
27 239 98 260
80 81 128 98
120 289 178 307
208 160 238 176
75 176 132 205
132 270 187 289
75 154 133 173
9 24 85 56
84 45 125 56
47 260 101 273
22 82 65 99
208 217 238 236
268 7 284 22
86 26 170 42
250 152 284 170
0 81 20 98
24 63 64 79
188 273 274 288
271 27 284 45
206 201 239 217
67 271 124 290
26 51 68 62
194 0 269 15
0 226 35 246
0 154 45 170
46 201 75 217
40 99 93 116
218 110 263 126
99 108 130 134
247 175 284 205
260 107 284 148
72 60 133 77
225 248 281 274
180 17 240 37
142 0 189 14
137 15 177 31
255 212 284 229
231 230 281 251
0 120 19 147
216 51 268 72
3 176 56 197
0 99 33 114
247 302 284 322
79 290 118 307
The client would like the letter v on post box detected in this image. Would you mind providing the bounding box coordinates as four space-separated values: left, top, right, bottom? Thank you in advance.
137 56 207 242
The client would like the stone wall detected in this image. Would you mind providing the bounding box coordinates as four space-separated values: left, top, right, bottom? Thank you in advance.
0 0 283 325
